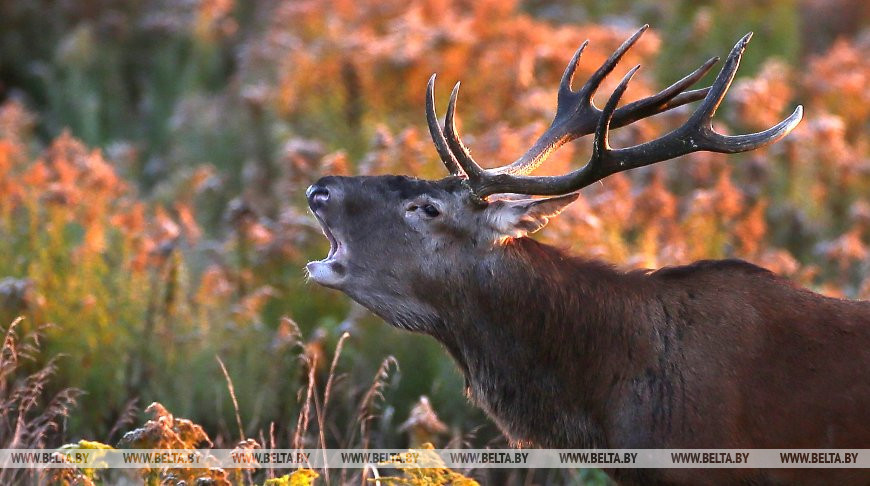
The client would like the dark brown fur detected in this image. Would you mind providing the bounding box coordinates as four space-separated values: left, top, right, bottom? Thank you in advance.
445 240 869 484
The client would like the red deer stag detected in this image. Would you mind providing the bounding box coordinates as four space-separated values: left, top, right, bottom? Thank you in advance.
305 26 870 485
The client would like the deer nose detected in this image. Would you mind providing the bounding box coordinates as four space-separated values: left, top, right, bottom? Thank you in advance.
306 184 330 210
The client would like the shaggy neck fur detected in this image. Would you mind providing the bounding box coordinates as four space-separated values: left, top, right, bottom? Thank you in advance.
425 237 659 448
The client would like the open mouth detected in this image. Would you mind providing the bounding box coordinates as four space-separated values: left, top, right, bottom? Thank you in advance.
306 210 346 287
305 185 347 287
311 211 340 262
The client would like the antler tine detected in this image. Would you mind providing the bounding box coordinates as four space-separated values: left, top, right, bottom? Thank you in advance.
444 82 484 179
591 65 642 167
612 56 718 127
575 25 648 102
426 74 465 176
492 25 718 176
685 32 804 153
688 33 752 129
465 33 803 198
558 40 589 99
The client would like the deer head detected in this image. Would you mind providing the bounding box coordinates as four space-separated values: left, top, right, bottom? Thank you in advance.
305 26 802 336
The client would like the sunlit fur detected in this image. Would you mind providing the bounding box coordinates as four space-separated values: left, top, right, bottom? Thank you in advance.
307 174 870 486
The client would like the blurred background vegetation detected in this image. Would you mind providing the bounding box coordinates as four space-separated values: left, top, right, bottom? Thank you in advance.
0 0 867 483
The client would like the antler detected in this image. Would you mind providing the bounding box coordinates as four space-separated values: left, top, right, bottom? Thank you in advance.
426 28 803 199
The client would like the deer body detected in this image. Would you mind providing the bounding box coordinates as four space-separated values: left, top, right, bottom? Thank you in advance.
437 240 869 449
305 26 869 485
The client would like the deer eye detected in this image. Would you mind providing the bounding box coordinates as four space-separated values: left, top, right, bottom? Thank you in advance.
421 204 440 218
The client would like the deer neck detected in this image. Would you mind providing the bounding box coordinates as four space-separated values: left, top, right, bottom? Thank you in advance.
430 238 657 446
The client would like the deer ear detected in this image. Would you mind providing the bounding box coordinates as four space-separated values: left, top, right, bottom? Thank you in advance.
486 193 579 238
